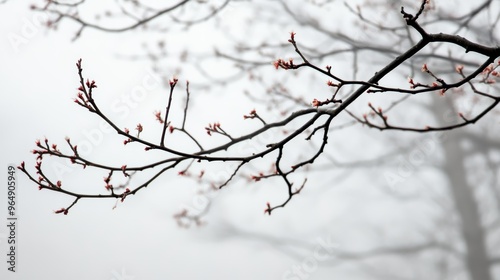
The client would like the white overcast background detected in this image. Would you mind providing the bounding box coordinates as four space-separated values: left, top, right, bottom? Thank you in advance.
1 1 499 280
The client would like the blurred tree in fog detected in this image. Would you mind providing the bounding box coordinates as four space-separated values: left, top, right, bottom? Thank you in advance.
19 0 500 279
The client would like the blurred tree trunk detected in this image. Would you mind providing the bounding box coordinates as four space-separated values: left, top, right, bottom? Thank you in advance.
437 98 492 280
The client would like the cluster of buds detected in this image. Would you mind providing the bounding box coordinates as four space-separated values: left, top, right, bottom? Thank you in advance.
169 77 178 87
482 64 495 74
51 144 60 153
408 76 442 92
85 79 97 89
123 128 133 145
74 91 89 108
74 59 98 110
480 63 500 84
120 188 131 202
74 83 97 111
76 58 82 71
243 109 257 119
264 202 271 215
34 159 42 174
273 58 295 70
17 161 25 172
408 77 417 89
311 98 336 107
121 165 130 177
136 123 143 134
154 111 164 124
205 122 222 136
364 102 388 122
326 80 338 87
250 172 265 182
104 173 113 190
65 137 80 157
173 209 205 228
421 63 429 73
124 124 143 141
31 139 52 161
